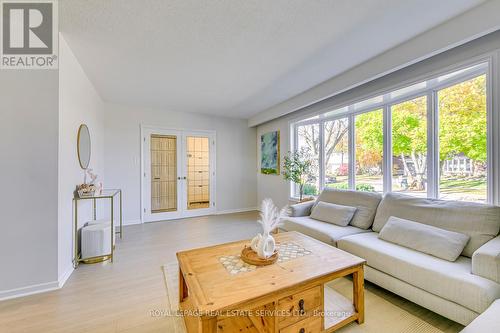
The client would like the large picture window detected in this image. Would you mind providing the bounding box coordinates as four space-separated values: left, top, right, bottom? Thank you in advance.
291 62 490 203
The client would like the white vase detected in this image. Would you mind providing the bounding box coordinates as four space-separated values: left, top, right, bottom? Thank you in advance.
251 232 275 259
250 234 262 252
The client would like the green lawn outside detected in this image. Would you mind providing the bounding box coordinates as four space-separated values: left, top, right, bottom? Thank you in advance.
319 174 487 201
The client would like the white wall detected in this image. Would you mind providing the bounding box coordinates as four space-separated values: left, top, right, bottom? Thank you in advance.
257 30 500 207
0 70 59 297
57 35 105 284
103 104 257 224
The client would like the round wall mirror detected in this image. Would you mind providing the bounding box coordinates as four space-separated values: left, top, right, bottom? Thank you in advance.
77 124 91 170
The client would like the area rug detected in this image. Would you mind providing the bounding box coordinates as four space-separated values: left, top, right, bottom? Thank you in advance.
162 262 444 333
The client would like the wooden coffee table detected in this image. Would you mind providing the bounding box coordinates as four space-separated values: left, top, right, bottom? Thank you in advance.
177 231 366 333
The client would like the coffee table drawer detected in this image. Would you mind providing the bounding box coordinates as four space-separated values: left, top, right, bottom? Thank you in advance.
279 315 322 333
278 286 322 327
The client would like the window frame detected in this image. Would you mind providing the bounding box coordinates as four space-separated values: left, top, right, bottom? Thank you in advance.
290 57 494 204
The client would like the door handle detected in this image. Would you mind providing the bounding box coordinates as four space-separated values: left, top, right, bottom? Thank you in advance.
153 177 160 180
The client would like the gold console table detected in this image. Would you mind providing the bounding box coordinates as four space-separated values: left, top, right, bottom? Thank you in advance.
73 189 123 268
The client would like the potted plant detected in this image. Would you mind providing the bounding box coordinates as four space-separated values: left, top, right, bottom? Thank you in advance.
282 148 315 202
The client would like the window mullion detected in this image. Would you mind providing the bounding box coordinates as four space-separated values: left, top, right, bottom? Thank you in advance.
291 124 298 198
319 121 325 192
383 105 392 193
487 54 496 205
348 114 355 190
428 91 439 199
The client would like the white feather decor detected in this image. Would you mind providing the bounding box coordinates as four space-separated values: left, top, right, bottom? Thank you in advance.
251 198 290 259
258 198 289 235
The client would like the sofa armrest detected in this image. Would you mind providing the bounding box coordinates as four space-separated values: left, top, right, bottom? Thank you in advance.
461 299 500 332
290 201 315 217
472 235 500 283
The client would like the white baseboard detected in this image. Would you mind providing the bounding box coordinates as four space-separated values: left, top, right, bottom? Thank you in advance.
58 264 74 288
0 280 60 302
216 207 258 215
0 264 75 301
122 219 142 226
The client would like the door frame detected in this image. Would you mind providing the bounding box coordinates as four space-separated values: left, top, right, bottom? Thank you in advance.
140 125 217 223
142 127 183 222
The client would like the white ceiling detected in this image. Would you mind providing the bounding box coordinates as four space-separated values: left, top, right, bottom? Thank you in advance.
60 0 487 119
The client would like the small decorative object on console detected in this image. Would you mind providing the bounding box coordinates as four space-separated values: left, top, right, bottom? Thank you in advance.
76 183 96 198
77 168 103 197
86 168 103 195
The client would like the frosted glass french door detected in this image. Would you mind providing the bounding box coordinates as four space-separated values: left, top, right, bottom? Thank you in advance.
181 131 216 218
142 128 215 222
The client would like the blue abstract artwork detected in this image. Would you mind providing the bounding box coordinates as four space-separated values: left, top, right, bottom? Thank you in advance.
260 131 280 175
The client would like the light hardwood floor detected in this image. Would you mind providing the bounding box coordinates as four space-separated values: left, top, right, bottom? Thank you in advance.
0 212 463 333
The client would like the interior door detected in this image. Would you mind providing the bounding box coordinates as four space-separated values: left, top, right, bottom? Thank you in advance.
143 129 182 222
182 132 216 218
142 128 215 222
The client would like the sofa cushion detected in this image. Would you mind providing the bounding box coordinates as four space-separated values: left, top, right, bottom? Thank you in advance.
315 188 382 229
373 193 500 257
379 216 470 261
310 201 356 226
365 266 477 326
290 200 315 217
338 232 500 313
281 217 370 246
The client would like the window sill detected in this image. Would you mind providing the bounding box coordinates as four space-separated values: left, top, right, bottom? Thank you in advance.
289 196 317 204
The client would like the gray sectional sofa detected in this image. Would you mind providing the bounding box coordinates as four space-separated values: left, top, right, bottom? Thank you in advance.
283 188 500 326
